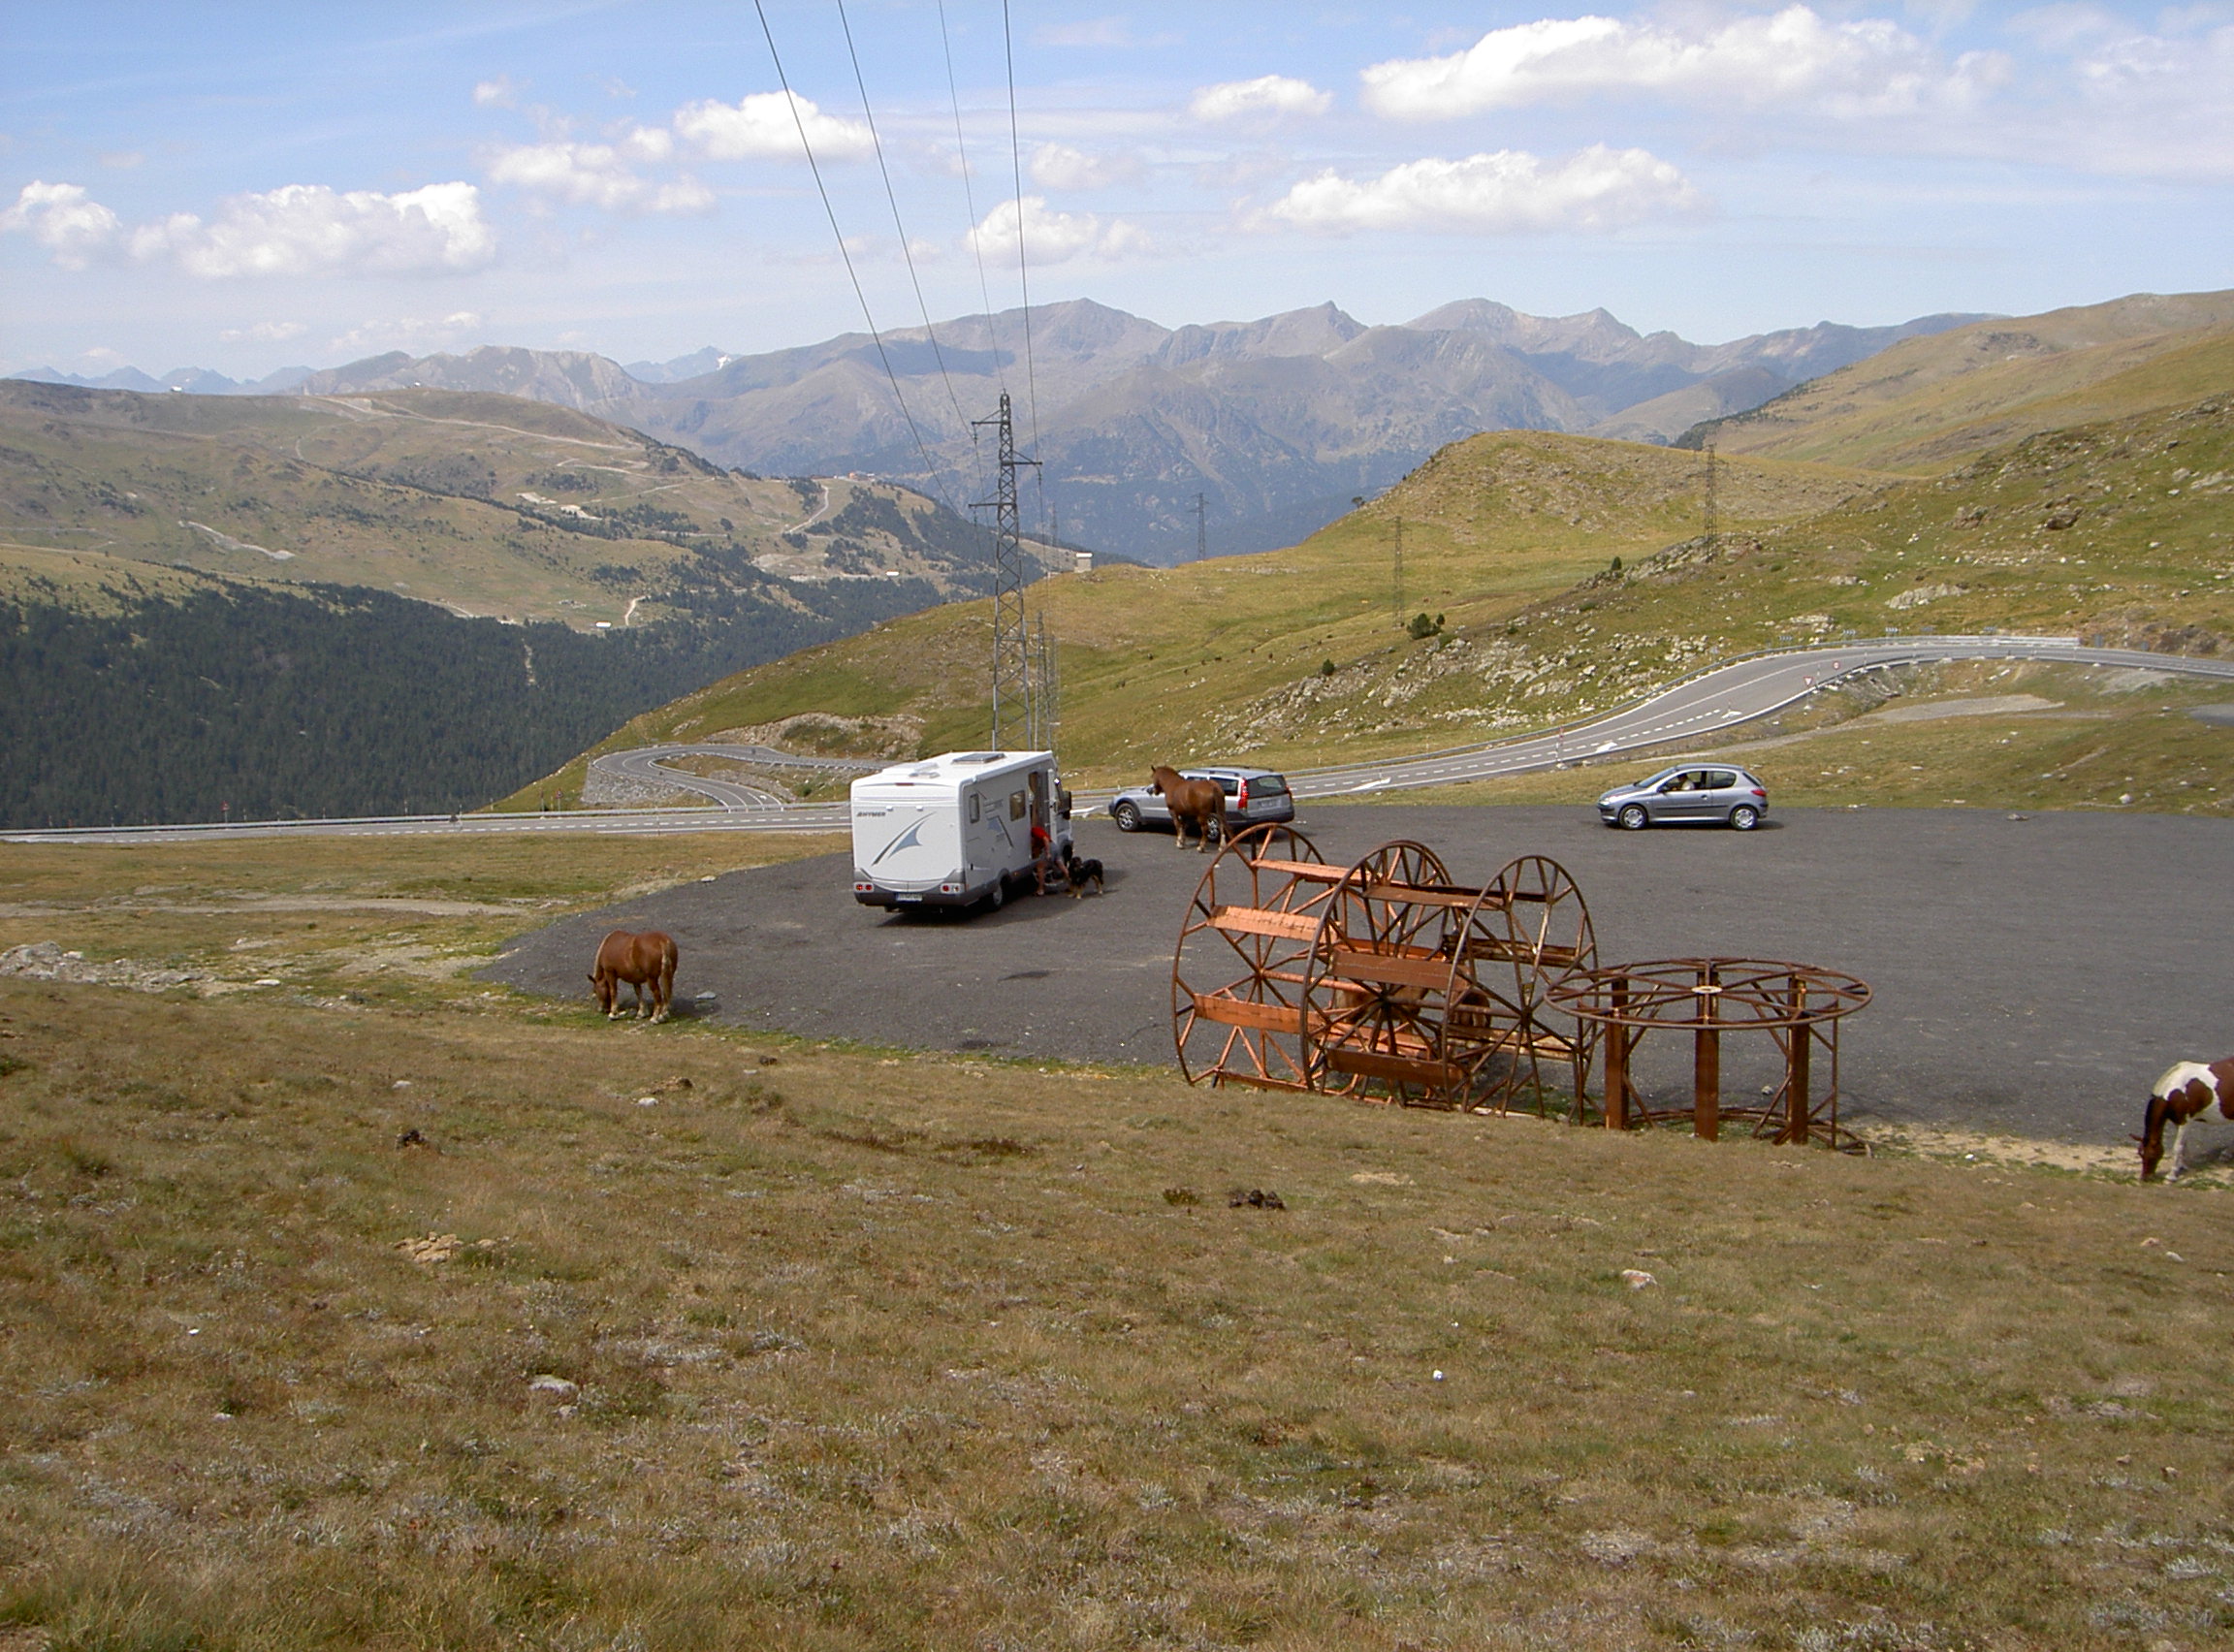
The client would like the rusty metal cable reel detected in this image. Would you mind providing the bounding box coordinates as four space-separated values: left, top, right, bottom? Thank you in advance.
1448 855 1599 1114
1298 840 1474 1103
1547 958 1870 1145
1171 825 1338 1091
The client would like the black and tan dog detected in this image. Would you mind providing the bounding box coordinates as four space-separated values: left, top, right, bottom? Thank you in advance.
1060 846 1106 897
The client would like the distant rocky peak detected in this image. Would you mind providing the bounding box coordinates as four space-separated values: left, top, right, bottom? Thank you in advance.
1155 301 1366 367
1403 299 1644 361
624 346 729 384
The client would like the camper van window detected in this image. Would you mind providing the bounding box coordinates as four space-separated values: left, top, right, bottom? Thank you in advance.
1009 790 1027 821
968 793 980 824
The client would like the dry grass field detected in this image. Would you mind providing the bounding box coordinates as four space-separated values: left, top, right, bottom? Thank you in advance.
2 834 2232 1650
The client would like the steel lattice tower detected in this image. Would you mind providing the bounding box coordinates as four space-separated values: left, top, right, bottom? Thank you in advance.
973 391 1040 750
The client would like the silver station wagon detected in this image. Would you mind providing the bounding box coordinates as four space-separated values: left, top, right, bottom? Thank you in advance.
1107 766 1294 838
1597 765 1770 831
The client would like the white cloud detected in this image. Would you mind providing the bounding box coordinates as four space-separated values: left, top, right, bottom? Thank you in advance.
472 75 522 109
967 196 1147 264
2045 12 2234 175
673 91 873 162
218 319 308 344
6 179 496 276
620 125 673 163
1189 75 1333 121
138 182 497 277
327 310 485 357
0 181 125 269
1361 6 2005 118
1257 144 1707 236
487 141 712 214
1028 143 1142 189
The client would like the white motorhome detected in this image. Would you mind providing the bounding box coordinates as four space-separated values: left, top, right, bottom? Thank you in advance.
850 750 1070 911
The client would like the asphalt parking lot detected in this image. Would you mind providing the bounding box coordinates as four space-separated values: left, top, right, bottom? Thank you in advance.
484 804 2234 1145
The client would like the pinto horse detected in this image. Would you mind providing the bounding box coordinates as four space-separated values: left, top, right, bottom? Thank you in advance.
590 929 679 1023
2138 1058 2234 1181
1149 765 1226 852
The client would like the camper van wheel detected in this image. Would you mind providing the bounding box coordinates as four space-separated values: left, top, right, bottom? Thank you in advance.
1112 801 1142 832
984 878 1005 912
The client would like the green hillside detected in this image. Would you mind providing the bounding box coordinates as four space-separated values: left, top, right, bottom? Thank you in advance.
512 434 1891 799
0 380 1025 628
1199 392 2231 769
525 393 2232 803
0 380 1072 825
1689 290 2234 473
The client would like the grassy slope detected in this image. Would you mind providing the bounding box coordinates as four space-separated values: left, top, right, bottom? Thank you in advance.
1369 656 2234 818
0 385 986 629
508 434 1886 802
1697 289 2234 472
0 860 2229 1647
1182 393 2232 793
518 389 2233 811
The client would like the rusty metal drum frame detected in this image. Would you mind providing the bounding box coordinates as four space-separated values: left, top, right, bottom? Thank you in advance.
1173 829 1597 1113
1172 825 1337 1092
1547 958 1871 1146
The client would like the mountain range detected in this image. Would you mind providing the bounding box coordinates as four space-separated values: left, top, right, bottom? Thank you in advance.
15 297 1988 563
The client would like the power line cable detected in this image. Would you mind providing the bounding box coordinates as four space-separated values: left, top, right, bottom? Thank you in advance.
938 0 1003 378
934 0 1000 524
836 0 967 430
999 0 1040 454
751 0 957 514
999 1 1053 551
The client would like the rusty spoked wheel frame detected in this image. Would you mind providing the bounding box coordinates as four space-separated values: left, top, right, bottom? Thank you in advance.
1449 855 1599 1115
1299 841 1467 1104
1171 824 1333 1091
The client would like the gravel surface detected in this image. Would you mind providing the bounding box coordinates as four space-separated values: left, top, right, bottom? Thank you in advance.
483 804 2234 1145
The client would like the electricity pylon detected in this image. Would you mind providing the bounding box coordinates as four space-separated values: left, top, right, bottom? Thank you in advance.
973 390 1042 751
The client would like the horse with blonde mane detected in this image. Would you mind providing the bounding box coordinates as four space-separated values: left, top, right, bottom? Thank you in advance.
1149 766 1225 852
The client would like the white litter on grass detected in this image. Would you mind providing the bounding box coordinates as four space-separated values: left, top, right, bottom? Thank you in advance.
637 1096 659 1107
254 977 283 987
1432 1370 1446 1382
1620 1269 1658 1289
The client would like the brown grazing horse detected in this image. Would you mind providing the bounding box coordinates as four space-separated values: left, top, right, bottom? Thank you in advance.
590 930 679 1023
1149 765 1226 852
2138 1058 2234 1181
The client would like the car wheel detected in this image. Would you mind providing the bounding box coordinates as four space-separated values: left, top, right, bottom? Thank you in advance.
1617 803 1649 831
1112 801 1142 832
1729 805 1761 832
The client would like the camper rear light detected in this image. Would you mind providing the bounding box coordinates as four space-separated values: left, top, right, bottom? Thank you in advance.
853 881 875 893
940 881 961 894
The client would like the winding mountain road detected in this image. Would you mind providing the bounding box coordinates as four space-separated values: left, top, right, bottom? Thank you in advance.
12 635 2231 844
587 744 878 810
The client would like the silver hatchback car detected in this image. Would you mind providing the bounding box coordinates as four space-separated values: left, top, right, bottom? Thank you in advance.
1107 766 1295 837
1598 765 1769 831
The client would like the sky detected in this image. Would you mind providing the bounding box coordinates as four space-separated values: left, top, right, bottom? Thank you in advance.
3 2 2231 380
